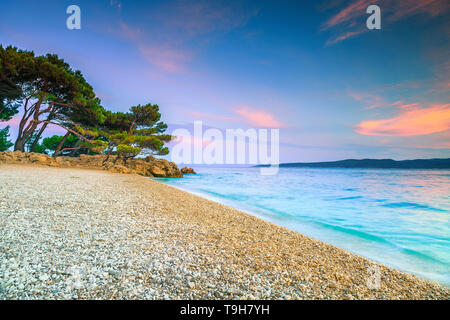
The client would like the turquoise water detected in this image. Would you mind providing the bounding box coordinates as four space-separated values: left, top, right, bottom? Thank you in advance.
156 167 450 286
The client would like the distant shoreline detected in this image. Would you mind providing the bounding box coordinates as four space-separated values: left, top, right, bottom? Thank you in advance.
256 158 450 169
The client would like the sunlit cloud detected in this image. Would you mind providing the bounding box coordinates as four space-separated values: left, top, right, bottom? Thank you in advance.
185 107 288 129
139 45 191 73
325 30 367 46
355 104 450 136
187 111 238 122
348 92 387 109
153 0 259 37
398 103 420 110
389 0 449 21
115 21 141 41
322 0 369 30
171 136 212 147
322 0 450 45
390 101 421 110
105 1 258 74
233 106 287 128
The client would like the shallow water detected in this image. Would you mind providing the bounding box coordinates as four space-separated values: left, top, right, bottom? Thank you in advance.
156 167 450 286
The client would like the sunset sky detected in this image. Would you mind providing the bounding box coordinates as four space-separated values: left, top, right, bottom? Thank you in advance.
1 0 449 162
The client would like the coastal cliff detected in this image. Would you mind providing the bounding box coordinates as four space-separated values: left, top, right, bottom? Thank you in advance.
0 151 185 178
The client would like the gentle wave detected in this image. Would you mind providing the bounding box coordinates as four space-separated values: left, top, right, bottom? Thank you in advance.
157 167 450 286
381 202 446 212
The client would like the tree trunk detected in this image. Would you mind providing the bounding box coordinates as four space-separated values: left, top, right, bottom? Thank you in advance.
14 105 30 152
14 137 26 152
30 108 55 152
14 97 43 151
30 123 47 152
69 140 81 156
14 121 26 151
102 144 113 165
53 131 69 157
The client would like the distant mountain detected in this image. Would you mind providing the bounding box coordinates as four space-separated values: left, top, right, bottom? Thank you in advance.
256 158 450 169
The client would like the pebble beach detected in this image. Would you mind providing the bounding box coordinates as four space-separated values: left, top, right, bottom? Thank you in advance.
0 164 448 300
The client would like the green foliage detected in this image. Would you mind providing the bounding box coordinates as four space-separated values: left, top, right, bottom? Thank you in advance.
79 139 108 154
0 126 13 151
41 134 79 153
101 104 173 162
0 99 19 122
0 46 36 121
1 45 172 160
25 130 47 153
0 73 20 121
0 45 106 151
116 144 142 159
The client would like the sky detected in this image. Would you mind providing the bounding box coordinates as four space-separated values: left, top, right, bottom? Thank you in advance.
1 0 449 163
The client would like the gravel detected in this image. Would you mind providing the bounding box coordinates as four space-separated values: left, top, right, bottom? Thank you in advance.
0 164 448 300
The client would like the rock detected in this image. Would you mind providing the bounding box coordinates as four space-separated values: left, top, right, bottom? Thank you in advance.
39 274 50 281
110 165 133 174
150 166 166 177
181 167 196 174
0 151 183 178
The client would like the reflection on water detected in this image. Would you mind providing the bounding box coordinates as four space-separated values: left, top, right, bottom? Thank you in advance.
157 167 450 286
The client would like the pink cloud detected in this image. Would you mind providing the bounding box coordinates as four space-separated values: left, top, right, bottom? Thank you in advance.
398 103 420 110
233 106 287 128
153 0 259 37
322 0 450 45
325 29 367 46
106 22 189 73
348 92 387 109
172 135 212 147
349 93 421 111
322 0 369 30
139 45 191 73
117 21 141 41
185 108 288 128
355 104 450 136
390 101 421 110
187 111 238 122
105 1 258 74
389 0 449 22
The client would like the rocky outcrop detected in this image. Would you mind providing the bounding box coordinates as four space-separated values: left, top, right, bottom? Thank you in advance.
0 151 183 178
0 151 60 167
181 166 196 174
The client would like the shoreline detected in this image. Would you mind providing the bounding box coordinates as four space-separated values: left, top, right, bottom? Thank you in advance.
1 164 448 299
157 177 450 288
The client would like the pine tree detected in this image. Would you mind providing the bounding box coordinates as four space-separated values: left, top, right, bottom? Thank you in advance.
0 126 13 151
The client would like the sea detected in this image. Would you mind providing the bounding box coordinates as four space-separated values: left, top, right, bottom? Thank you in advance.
156 167 450 287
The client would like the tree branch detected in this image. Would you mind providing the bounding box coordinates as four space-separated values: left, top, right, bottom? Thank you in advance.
32 120 96 143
